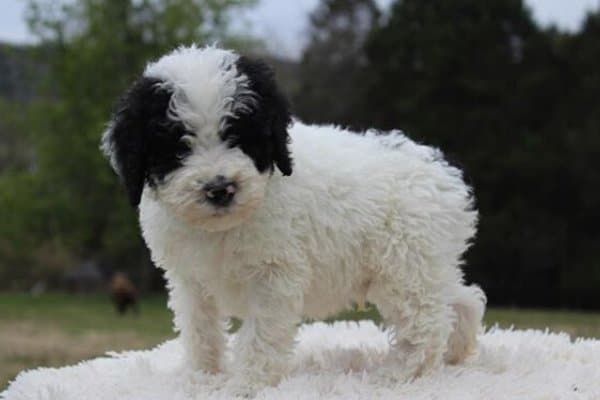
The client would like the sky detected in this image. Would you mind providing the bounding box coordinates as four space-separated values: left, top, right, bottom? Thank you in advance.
1 0 599 59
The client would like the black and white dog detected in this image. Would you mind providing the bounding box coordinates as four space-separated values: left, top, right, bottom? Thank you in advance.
102 45 485 396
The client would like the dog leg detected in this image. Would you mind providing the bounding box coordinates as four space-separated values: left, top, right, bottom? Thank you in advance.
371 278 454 382
166 271 224 374
229 268 303 397
445 284 486 363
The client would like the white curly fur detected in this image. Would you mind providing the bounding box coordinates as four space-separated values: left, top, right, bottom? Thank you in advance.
109 46 486 396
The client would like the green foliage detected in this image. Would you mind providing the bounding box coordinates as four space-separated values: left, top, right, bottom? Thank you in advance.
363 0 569 304
0 99 31 171
288 0 600 308
0 0 255 289
1 0 599 308
294 0 380 127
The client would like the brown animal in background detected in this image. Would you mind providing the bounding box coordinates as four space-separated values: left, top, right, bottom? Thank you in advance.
110 272 138 315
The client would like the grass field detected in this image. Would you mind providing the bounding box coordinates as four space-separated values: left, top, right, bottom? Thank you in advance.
2 292 600 390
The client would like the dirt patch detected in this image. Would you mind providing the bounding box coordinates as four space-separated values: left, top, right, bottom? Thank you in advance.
0 320 168 389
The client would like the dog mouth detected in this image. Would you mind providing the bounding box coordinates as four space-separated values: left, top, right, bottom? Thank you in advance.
210 207 232 217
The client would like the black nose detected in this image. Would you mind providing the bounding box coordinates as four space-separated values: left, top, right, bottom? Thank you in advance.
203 176 237 207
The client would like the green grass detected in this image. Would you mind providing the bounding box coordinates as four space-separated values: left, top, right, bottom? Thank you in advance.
484 307 600 339
1 292 600 390
0 292 173 337
0 292 175 390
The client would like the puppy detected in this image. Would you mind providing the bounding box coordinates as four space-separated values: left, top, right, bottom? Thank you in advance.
101 45 485 395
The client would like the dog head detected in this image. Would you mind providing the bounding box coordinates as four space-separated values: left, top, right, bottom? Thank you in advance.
101 45 292 231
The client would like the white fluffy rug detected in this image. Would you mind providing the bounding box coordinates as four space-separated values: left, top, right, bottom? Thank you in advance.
2 321 600 400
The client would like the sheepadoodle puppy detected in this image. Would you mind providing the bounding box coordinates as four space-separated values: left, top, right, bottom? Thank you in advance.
101 44 485 395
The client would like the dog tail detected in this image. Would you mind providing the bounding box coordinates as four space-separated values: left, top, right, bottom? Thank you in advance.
445 284 486 364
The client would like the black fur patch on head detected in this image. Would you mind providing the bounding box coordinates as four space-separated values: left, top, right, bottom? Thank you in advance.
104 77 192 206
221 56 293 176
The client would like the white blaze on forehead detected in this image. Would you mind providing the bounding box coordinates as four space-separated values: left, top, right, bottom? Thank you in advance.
143 45 256 147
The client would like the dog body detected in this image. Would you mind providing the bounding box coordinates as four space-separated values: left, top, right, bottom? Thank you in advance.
102 45 485 395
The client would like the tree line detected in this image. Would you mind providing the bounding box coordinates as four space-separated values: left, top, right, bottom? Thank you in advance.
291 0 600 309
0 0 598 308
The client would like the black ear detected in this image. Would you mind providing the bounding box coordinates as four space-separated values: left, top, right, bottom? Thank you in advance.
101 77 173 206
234 56 293 176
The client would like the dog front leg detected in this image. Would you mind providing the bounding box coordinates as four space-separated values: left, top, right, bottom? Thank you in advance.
230 269 303 396
166 271 224 374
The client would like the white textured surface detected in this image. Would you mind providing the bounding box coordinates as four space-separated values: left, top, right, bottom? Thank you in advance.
2 321 600 400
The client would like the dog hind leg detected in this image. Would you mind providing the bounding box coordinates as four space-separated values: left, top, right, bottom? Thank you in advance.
370 277 455 382
444 284 486 364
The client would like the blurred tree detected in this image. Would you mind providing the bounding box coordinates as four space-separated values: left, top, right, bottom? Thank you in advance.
365 0 542 145
293 0 380 128
0 100 31 171
0 44 41 174
1 0 599 308
554 11 600 307
0 0 256 290
363 0 600 307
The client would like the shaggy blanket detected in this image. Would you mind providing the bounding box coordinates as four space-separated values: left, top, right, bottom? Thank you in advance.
2 321 600 400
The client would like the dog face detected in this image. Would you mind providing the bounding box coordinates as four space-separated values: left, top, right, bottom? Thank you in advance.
101 46 292 231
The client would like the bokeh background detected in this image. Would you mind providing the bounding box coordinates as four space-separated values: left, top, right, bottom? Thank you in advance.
1 0 599 389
